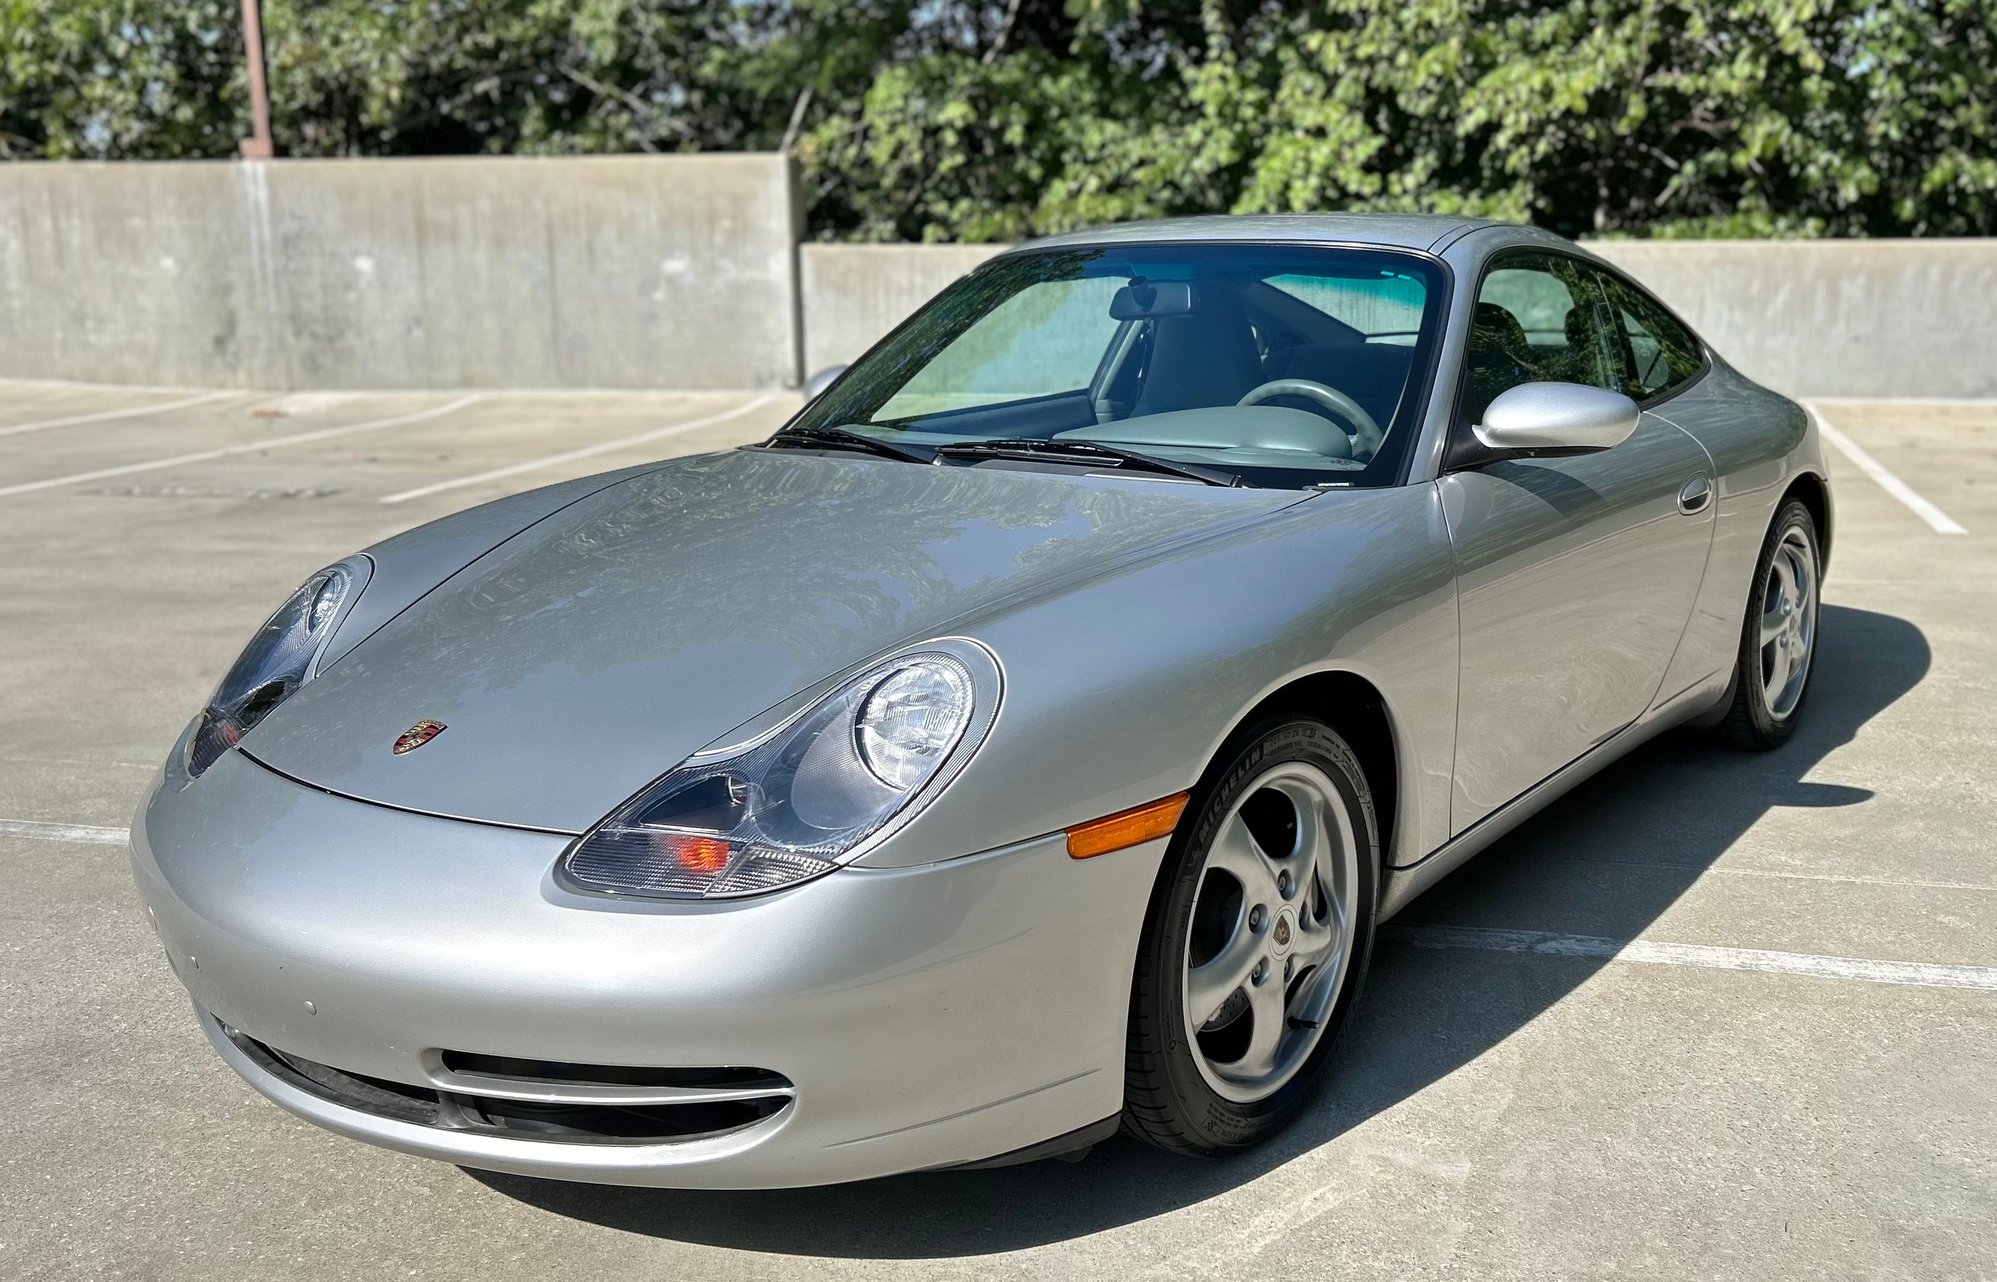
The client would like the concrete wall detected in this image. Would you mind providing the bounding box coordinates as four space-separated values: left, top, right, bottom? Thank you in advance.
800 238 1997 399
0 155 1988 398
1586 240 1997 399
0 155 801 390
799 243 1008 376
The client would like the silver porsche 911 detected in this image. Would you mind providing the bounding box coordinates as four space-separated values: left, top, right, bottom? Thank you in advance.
134 215 1831 1188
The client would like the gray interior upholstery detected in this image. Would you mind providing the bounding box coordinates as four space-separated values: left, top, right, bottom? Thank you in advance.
1552 305 1610 386
1059 405 1352 459
1462 301 1539 423
1264 341 1415 428
1129 290 1263 416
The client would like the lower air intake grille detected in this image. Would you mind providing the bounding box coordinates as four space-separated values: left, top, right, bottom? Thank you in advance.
222 1023 793 1146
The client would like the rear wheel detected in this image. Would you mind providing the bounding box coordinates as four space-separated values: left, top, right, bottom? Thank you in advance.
1123 718 1378 1154
1721 499 1821 750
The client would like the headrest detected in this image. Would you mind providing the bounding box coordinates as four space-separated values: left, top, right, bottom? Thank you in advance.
1470 302 1534 364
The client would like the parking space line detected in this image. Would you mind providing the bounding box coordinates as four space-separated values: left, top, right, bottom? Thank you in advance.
12 804 1992 992
1809 395 1997 407
1391 923 1997 993
0 395 482 499
0 819 129 846
1807 403 1967 535
379 394 778 505
0 389 248 438
1541 853 1993 894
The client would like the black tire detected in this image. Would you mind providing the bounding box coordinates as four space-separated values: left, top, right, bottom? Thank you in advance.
1720 499 1822 750
1122 717 1380 1156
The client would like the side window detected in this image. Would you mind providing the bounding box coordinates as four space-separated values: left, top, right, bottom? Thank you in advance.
1462 253 1621 423
1603 276 1703 400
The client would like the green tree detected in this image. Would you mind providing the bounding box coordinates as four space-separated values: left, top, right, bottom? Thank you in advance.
804 0 1997 239
0 1 242 158
2 0 1992 239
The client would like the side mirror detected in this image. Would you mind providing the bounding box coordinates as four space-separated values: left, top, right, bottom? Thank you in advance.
1473 382 1639 457
804 364 848 401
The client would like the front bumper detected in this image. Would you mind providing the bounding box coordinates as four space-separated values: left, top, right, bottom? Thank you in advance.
131 751 1165 1188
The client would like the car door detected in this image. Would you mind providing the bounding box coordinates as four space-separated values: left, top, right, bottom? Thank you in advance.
1438 250 1715 834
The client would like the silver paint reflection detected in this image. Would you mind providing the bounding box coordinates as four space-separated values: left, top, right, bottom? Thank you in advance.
132 214 1833 1189
244 449 1300 832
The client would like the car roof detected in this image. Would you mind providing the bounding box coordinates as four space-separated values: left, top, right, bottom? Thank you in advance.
1013 213 1567 255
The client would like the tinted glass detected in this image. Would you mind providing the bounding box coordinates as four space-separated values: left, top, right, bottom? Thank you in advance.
1263 273 1428 345
1462 252 1622 423
1604 275 1703 400
877 275 1124 419
793 244 1447 489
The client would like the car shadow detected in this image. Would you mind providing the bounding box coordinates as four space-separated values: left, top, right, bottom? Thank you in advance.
468 603 1927 1257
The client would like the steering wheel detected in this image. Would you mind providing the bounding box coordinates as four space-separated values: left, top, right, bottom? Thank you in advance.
1236 379 1384 459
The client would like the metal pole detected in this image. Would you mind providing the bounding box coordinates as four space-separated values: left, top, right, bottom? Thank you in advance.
239 0 274 158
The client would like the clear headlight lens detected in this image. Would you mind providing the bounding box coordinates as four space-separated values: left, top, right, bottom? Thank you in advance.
855 662 973 789
560 648 996 900
185 562 364 778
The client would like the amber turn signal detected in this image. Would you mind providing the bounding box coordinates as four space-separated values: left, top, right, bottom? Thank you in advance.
661 833 731 874
1066 792 1190 859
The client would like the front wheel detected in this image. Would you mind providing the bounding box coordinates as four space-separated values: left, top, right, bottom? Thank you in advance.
1123 718 1379 1155
1720 499 1822 750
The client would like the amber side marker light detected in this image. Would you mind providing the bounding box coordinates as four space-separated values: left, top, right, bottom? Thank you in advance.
660 833 731 874
1066 792 1190 859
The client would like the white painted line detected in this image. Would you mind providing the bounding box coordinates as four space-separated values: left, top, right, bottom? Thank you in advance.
0 756 155 769
0 819 129 846
1541 853 1993 894
0 389 246 438
1808 403 1967 535
0 375 214 393
380 394 778 505
1809 396 1997 408
6 805 1988 994
0 395 483 499
1392 923 1997 994
248 391 364 416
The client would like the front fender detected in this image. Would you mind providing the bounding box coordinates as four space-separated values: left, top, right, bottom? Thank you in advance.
854 484 1459 871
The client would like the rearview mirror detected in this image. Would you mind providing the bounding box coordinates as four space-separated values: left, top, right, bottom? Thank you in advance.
1109 280 1196 320
1473 382 1639 457
804 364 848 401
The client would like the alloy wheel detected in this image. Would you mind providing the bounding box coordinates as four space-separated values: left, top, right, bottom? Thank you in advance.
1180 762 1360 1103
1759 525 1819 719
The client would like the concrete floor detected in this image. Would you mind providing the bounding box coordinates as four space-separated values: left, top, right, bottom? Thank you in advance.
0 384 1991 1280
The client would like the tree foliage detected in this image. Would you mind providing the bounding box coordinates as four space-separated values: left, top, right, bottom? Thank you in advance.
3 0 1992 240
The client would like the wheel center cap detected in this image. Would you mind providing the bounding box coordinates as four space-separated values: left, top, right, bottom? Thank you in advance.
1271 908 1295 956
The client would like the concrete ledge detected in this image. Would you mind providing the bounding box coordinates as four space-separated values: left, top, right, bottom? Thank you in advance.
3 157 1986 401
1585 240 1997 399
800 243 1008 376
0 156 802 391
799 237 1997 400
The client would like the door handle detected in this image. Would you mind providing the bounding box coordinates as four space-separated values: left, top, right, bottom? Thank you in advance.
1678 475 1713 515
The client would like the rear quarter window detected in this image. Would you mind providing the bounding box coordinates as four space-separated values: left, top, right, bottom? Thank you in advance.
1605 276 1704 400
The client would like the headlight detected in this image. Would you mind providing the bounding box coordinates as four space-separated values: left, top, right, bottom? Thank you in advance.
185 560 367 778
560 642 1000 900
854 661 973 788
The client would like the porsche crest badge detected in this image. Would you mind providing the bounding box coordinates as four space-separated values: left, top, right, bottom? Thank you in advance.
392 720 446 755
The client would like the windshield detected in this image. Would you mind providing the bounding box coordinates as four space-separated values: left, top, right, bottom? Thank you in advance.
789 243 1446 488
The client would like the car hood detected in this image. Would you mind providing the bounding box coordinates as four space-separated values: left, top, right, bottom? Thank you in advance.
242 448 1300 831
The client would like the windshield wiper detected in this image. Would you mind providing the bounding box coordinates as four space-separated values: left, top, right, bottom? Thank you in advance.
934 438 1244 488
762 424 935 464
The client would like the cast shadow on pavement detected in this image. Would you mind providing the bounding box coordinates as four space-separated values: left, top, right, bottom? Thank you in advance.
471 604 1925 1258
